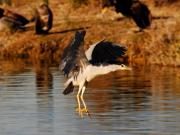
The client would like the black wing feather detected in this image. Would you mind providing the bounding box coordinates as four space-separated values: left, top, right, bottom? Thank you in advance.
60 31 88 77
89 41 127 65
63 82 74 95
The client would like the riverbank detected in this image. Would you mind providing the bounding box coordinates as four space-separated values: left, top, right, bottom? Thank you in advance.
0 1 179 66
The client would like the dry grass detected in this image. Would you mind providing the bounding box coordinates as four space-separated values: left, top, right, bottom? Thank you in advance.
0 0 179 66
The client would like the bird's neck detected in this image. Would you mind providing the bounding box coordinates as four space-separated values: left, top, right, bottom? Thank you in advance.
84 64 123 82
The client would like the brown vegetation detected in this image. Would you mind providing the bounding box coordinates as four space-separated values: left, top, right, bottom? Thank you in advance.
0 0 179 66
154 0 179 6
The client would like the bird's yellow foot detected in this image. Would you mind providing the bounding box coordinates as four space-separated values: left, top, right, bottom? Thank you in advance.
81 108 88 113
75 107 90 118
81 108 91 118
75 107 83 117
75 107 81 114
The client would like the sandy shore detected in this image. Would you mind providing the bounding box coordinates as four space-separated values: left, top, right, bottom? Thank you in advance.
0 1 179 66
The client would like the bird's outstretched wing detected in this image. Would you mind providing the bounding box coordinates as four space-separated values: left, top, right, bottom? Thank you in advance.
60 31 89 78
86 40 127 65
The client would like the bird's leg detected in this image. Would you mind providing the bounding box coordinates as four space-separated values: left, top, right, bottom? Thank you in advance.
80 86 91 118
80 81 91 117
75 81 90 118
80 86 88 112
76 86 82 117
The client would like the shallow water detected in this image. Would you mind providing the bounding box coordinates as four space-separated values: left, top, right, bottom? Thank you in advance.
0 60 180 135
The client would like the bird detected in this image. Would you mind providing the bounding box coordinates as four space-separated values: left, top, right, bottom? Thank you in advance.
35 3 53 34
102 0 152 31
0 7 29 32
60 30 131 116
129 0 152 30
3 9 29 26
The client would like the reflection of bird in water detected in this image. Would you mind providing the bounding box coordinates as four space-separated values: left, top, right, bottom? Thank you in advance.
60 30 131 117
34 61 54 134
35 61 53 93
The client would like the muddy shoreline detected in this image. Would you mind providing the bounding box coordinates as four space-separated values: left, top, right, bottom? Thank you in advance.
0 2 179 66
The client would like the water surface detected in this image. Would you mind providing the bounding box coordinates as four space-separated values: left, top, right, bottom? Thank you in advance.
0 60 180 135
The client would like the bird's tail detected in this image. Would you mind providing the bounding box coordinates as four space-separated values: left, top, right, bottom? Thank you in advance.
63 82 74 95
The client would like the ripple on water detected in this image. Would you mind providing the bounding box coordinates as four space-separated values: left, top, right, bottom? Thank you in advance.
0 61 180 135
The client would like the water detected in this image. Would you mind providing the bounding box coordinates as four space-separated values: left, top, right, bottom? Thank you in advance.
0 60 180 135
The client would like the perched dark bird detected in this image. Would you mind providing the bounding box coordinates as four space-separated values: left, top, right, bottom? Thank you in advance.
116 0 151 30
130 0 152 30
35 3 53 34
60 30 130 115
0 16 24 32
102 0 152 30
114 0 133 16
3 9 29 26
0 7 29 32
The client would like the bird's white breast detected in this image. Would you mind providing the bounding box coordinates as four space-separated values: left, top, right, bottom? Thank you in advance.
84 64 131 82
65 64 131 87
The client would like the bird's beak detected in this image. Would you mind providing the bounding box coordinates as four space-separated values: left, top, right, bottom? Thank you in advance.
120 64 132 70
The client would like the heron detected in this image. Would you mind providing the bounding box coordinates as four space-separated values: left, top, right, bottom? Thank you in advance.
60 30 131 117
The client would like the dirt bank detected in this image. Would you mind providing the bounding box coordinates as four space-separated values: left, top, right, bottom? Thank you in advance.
0 1 179 66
